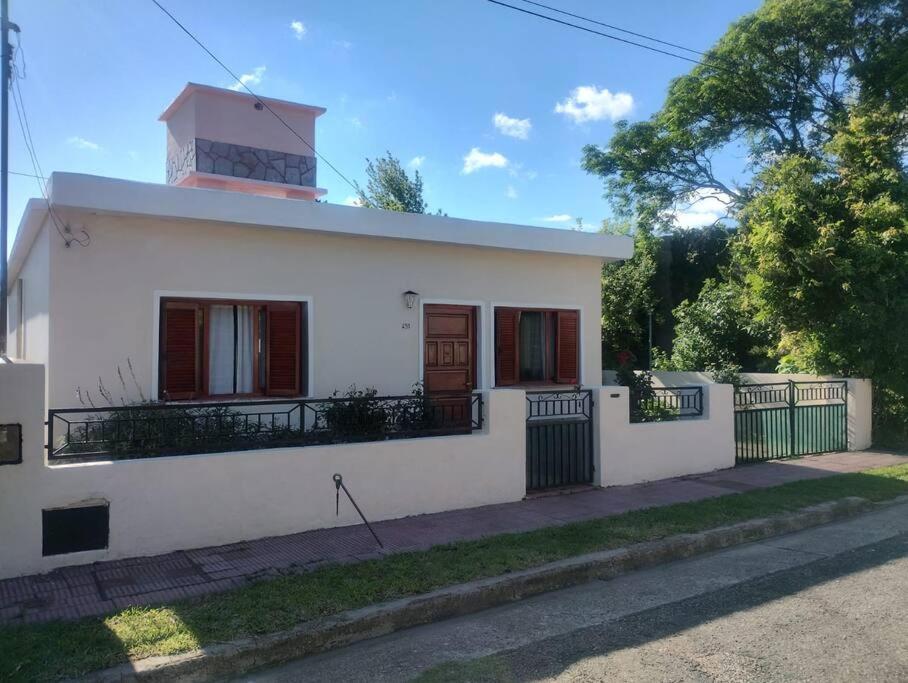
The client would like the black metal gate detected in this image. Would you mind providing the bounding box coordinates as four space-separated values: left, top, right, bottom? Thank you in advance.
526 390 594 491
734 380 847 463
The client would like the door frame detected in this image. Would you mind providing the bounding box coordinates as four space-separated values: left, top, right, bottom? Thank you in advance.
418 299 487 391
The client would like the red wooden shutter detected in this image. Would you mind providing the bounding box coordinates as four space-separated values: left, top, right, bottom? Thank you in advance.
162 302 201 400
555 310 580 384
495 308 519 386
266 303 301 396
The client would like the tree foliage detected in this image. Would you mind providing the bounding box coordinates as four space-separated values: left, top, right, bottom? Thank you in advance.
737 106 908 415
599 220 659 367
356 152 434 214
588 0 907 441
654 279 775 377
582 0 905 217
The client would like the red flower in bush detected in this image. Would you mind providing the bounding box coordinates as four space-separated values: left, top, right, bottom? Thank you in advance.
616 350 636 367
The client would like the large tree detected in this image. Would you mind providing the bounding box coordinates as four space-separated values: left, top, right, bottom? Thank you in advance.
583 0 905 218
356 152 434 214
587 0 907 441
737 106 908 436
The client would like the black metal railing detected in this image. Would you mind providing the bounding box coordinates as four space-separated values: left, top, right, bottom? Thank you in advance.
47 392 483 462
526 389 593 422
630 386 703 423
733 382 790 410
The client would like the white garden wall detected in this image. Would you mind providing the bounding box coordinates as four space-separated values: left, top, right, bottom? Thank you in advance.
592 385 735 487
0 363 526 580
602 370 872 450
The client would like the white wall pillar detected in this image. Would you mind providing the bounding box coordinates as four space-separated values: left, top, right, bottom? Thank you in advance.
0 363 47 578
846 379 872 450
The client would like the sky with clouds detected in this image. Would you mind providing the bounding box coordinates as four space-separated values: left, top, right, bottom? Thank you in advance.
6 0 761 247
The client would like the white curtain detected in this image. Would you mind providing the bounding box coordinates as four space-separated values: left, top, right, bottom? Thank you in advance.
235 305 254 393
209 305 254 395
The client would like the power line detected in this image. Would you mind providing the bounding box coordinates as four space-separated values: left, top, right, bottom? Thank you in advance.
9 170 45 179
514 0 707 56
11 80 89 247
149 0 359 194
485 0 733 73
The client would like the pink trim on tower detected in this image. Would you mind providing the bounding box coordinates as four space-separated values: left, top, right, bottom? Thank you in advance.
175 171 327 201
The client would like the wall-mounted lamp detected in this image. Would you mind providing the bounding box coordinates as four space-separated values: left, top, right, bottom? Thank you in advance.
403 290 419 309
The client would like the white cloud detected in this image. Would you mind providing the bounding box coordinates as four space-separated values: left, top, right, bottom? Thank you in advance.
493 112 531 140
409 156 425 168
333 39 353 50
342 195 364 207
554 85 633 123
290 20 306 39
543 214 573 222
668 188 734 228
508 163 537 181
228 65 266 91
462 147 509 174
67 136 101 151
506 185 518 199
348 116 363 128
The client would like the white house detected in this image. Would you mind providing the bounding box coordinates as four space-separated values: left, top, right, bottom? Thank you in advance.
0 84 870 581
7 83 633 408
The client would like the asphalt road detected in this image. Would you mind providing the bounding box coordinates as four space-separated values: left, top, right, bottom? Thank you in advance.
237 500 908 682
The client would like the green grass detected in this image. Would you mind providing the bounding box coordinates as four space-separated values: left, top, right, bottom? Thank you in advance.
3 463 908 681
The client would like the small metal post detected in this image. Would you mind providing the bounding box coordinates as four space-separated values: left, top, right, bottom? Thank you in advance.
332 473 383 548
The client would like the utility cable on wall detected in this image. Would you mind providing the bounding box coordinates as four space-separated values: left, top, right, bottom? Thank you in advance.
150 0 360 195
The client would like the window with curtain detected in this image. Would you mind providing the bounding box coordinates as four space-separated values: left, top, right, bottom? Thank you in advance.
495 308 579 386
159 298 305 400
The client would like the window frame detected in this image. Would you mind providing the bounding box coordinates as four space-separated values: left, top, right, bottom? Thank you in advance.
493 306 581 388
157 296 308 401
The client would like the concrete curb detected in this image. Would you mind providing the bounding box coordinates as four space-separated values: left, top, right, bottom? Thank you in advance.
86 496 880 682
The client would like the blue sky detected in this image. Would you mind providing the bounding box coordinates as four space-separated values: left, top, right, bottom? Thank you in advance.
7 0 761 249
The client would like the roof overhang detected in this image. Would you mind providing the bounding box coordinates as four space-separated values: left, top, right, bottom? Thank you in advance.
10 173 633 284
159 82 327 122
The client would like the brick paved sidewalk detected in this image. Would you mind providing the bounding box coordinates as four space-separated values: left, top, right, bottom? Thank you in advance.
1 450 905 624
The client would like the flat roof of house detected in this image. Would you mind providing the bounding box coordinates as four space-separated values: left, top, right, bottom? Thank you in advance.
9 173 633 284
159 82 327 121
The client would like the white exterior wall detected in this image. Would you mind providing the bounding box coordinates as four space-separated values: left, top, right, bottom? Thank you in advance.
7 222 50 365
0 363 526 580
593 385 736 487
44 211 603 406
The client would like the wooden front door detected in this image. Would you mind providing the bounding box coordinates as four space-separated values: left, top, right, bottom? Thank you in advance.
423 304 477 395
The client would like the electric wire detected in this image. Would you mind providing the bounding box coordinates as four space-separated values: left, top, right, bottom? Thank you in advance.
10 79 89 247
513 0 707 56
485 0 735 73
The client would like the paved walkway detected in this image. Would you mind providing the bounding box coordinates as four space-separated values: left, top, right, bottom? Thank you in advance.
1 450 905 624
